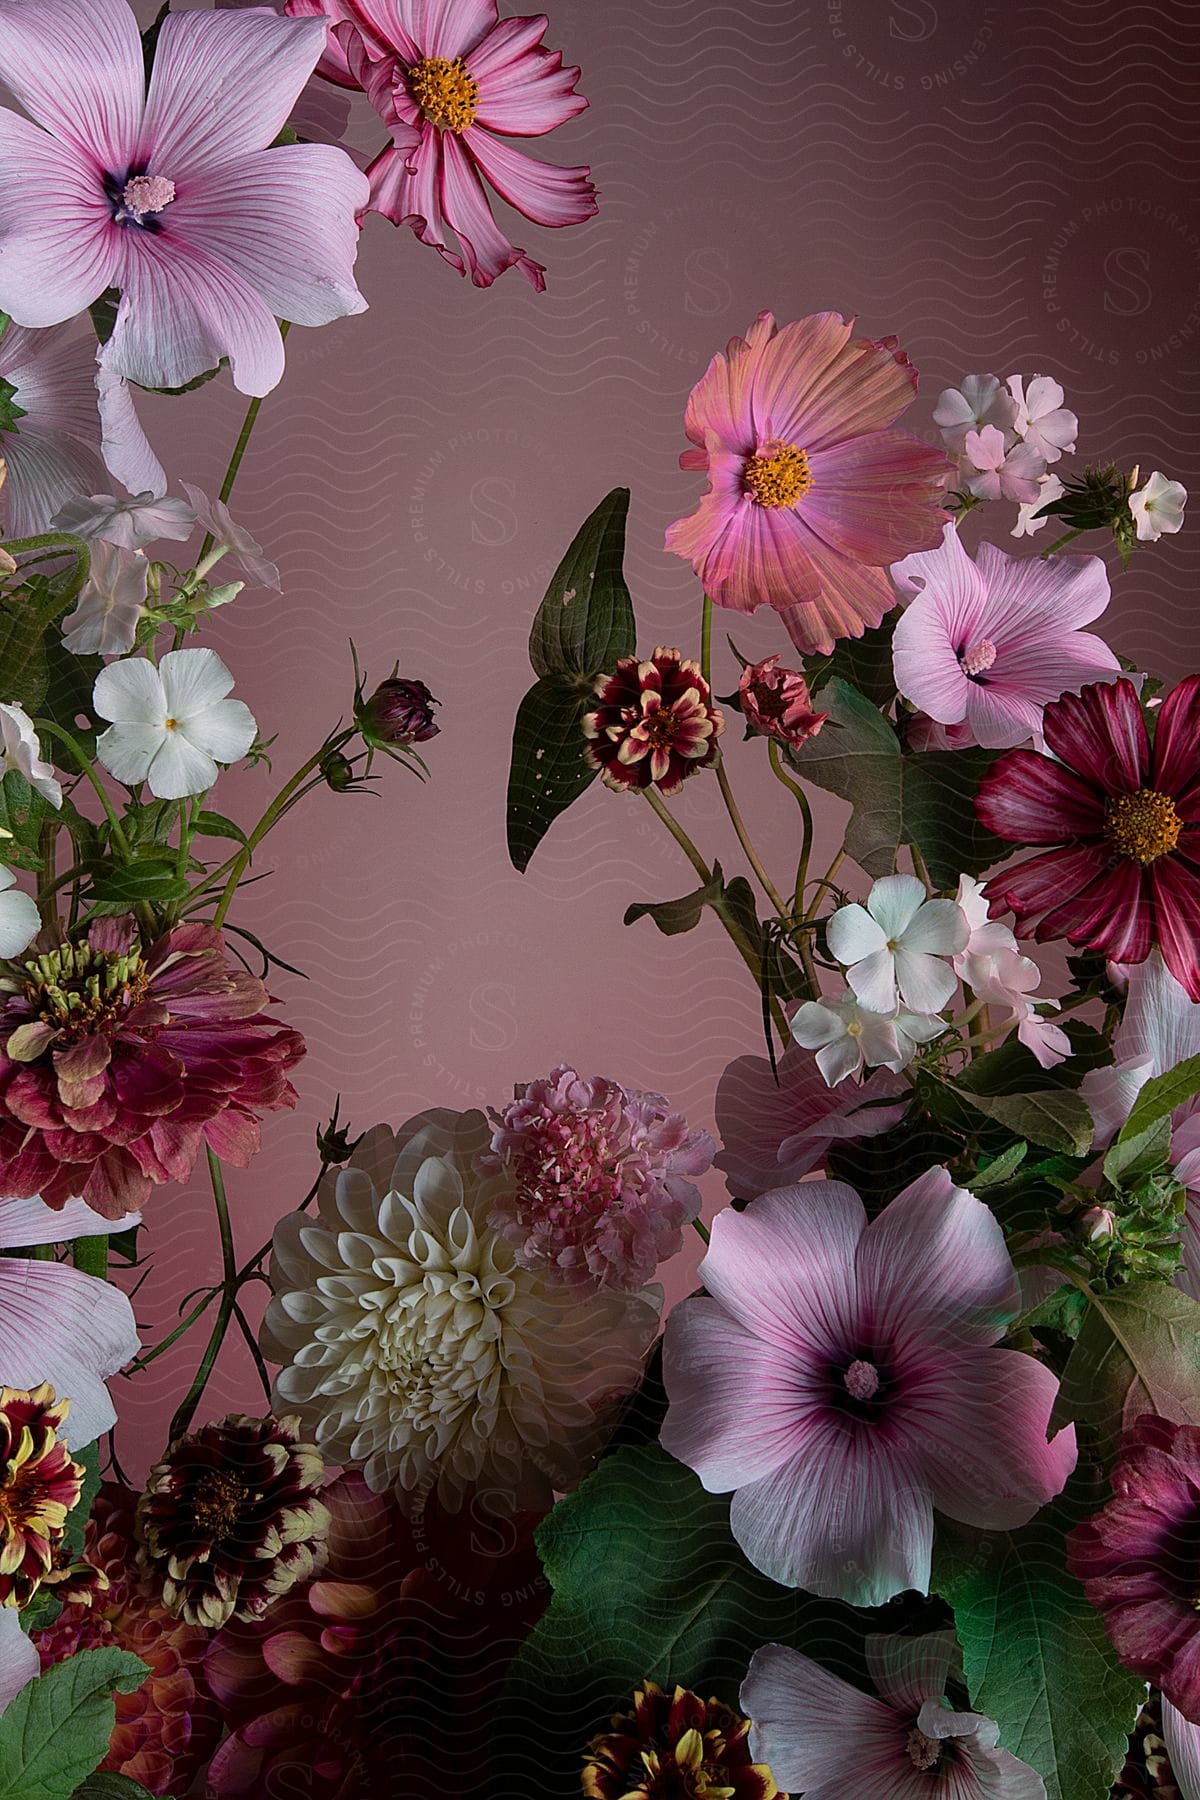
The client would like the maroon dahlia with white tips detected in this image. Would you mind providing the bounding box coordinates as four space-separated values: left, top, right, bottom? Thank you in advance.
583 647 725 796
0 917 305 1218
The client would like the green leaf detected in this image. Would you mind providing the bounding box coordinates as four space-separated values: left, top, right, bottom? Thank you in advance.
71 1776 166 1800
1050 1281 1200 1463
1103 1114 1172 1190
802 611 899 710
527 488 635 681
505 676 598 874
956 1087 1094 1156
0 1649 149 1800
0 558 91 714
1018 1284 1089 1337
969 1141 1029 1190
39 637 104 758
193 811 249 847
0 770 51 869
933 1484 1144 1800
90 859 190 906
1120 1052 1200 1142
624 869 724 935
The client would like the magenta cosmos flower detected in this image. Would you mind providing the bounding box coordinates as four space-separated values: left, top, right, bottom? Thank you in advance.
891 523 1120 750
660 1166 1075 1605
1067 1414 1200 1723
742 1633 1047 1799
977 676 1200 1000
292 0 596 290
0 916 304 1217
664 313 953 656
583 646 725 796
0 0 368 397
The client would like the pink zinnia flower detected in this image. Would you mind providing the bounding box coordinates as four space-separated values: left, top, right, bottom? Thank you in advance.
660 1166 1075 1605
892 524 1119 749
294 0 597 290
583 647 724 796
0 0 368 397
664 312 953 656
0 916 305 1218
976 676 1200 1000
742 1633 1047 1800
738 655 828 748
1067 1414 1200 1724
480 1066 714 1292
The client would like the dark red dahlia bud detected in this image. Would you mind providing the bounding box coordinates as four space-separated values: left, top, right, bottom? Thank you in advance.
360 677 440 747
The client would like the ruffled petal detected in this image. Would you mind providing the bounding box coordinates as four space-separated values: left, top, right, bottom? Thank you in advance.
0 0 143 167
865 1631 957 1713
1036 853 1151 963
0 1193 139 1249
803 430 952 565
437 128 545 288
396 0 497 60
749 315 899 448
1154 674 1200 811
468 14 588 135
680 312 776 459
857 1166 1019 1350
462 127 595 227
0 111 119 328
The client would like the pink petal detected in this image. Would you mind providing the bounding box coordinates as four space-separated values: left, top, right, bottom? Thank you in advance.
1151 854 1200 1002
367 129 464 269
0 1254 139 1446
0 111 119 328
802 430 952 564
680 312 777 459
1162 1698 1200 1800
915 1346 1077 1528
975 751 1107 842
975 539 1112 634
776 533 897 655
1036 853 1151 963
991 630 1121 712
0 0 143 167
964 682 1046 751
986 842 1111 920
0 1607 39 1715
865 1630 957 1713
278 0 359 83
1042 678 1149 793
660 1299 813 1491
715 1044 905 1199
390 0 497 60
699 1179 865 1357
749 315 894 449
857 1167 1018 1351
0 1193 139 1248
891 527 987 724
95 354 166 497
1118 950 1200 1074
741 1644 902 1794
437 128 546 288
468 14 588 135
1154 673 1200 811
3 427 104 540
463 126 595 228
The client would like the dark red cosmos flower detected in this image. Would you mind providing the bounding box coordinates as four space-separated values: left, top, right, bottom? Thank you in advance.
976 676 1200 999
1067 1414 1200 1722
583 647 724 796
0 917 304 1218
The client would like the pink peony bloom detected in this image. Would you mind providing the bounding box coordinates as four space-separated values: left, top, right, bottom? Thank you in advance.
961 426 1046 505
715 1041 907 1201
891 523 1120 749
0 0 369 397
295 0 597 290
660 1166 1075 1605
738 655 828 748
480 1065 714 1292
665 313 953 656
742 1632 1047 1799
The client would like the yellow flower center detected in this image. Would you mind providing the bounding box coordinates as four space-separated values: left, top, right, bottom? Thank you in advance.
743 443 812 508
408 56 479 131
191 1472 247 1540
1105 788 1182 864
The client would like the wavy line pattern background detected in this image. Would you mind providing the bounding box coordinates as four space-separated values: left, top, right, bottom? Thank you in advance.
116 0 1200 1478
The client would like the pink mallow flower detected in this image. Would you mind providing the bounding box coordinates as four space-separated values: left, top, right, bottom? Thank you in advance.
742 1632 1047 1800
738 656 828 748
891 522 1120 749
479 1066 714 1293
665 313 953 656
660 1166 1076 1605
296 0 597 290
0 0 368 398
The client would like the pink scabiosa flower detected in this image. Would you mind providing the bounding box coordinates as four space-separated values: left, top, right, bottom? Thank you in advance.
892 524 1120 749
976 676 1200 1000
738 656 828 748
660 1166 1075 1604
742 1633 1047 1799
479 1066 714 1292
664 312 953 656
1067 1414 1200 1723
294 0 597 290
583 647 724 796
0 916 305 1218
0 0 369 397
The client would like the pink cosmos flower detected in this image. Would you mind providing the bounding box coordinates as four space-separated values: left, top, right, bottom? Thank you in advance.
0 0 369 397
738 655 828 748
961 426 1047 505
479 1066 714 1292
294 0 597 290
891 523 1120 749
742 1633 1047 1800
665 313 953 656
660 1166 1075 1605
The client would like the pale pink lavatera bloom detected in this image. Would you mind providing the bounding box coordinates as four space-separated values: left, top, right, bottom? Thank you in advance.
666 312 953 656
0 0 368 397
742 1633 1048 1800
1164 1699 1200 1800
891 523 1120 750
293 0 597 290
660 1167 1076 1605
961 425 1046 505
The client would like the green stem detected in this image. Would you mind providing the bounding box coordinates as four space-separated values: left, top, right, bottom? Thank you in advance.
691 1218 710 1245
716 758 789 916
168 1149 238 1443
1040 526 1085 559
73 1235 108 1281
36 815 59 929
910 841 934 890
769 740 815 908
194 323 291 565
641 786 711 883
210 728 353 927
37 722 133 861
700 593 714 687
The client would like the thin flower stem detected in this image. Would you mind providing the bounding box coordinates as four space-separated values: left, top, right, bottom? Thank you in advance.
37 723 132 861
1040 526 1085 559
910 841 934 891
641 786 711 883
168 1149 238 1442
193 323 291 566
209 728 354 927
691 1218 710 1245
716 759 789 915
812 844 845 899
768 739 815 905
700 593 714 687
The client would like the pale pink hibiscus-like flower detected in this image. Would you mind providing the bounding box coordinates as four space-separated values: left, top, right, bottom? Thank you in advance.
933 374 1019 454
293 0 597 290
0 0 369 397
891 523 1120 749
790 994 945 1086
1006 374 1077 464
665 312 953 656
742 1633 1048 1800
826 873 968 1015
660 1167 1076 1604
961 425 1046 505
60 542 148 658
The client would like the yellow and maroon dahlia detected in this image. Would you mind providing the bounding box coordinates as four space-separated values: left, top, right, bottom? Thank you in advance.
583 1681 783 1799
0 1383 83 1610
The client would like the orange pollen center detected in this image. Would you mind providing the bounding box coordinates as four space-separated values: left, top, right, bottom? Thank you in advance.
1105 788 1182 864
408 56 479 131
743 442 812 507
191 1472 247 1539
641 708 678 748
0 1468 48 1536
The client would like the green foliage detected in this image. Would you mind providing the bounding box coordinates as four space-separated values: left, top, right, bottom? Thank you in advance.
90 857 191 910
1119 1052 1200 1142
0 1650 149 1800
506 677 604 875
954 1087 1094 1157
802 611 899 709
0 556 92 715
1050 1281 1200 1464
0 770 52 871
71 1776 166 1800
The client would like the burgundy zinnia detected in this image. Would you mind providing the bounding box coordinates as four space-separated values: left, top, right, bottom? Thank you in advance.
977 676 1200 1000
583 647 725 796
582 1681 782 1799
0 917 305 1218
1068 1413 1200 1723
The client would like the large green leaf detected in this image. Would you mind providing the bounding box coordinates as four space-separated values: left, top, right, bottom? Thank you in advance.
0 1649 148 1800
802 612 899 710
0 769 52 871
1120 1052 1200 1142
1050 1281 1200 1464
527 488 635 681
955 1087 1094 1157
505 675 600 874
71 1776 165 1800
933 1486 1144 1800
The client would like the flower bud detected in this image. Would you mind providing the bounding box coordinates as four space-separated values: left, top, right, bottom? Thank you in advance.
1081 1205 1117 1242
359 677 440 748
321 750 355 792
738 655 828 749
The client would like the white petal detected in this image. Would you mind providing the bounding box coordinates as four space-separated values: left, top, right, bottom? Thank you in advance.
845 948 900 1015
183 698 257 766
0 885 39 958
893 947 958 1015
826 903 887 967
0 1609 39 1715
158 646 236 720
866 873 928 940
816 1037 862 1085
0 1194 140 1249
95 720 165 787
0 1257 139 1448
899 898 970 957
146 730 219 800
790 1002 843 1050
93 655 167 726
1163 1698 1200 1800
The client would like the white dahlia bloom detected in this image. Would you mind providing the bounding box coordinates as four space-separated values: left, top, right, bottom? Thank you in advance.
261 1110 661 1511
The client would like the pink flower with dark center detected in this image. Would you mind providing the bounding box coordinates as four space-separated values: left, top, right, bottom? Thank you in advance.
583 647 724 796
0 0 369 397
291 0 597 290
1067 1415 1200 1724
0 916 305 1218
660 1166 1075 1605
664 312 953 656
738 655 828 748
480 1065 714 1292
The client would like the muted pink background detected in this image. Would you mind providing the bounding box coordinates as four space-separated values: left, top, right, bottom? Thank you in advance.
115 0 1200 1476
